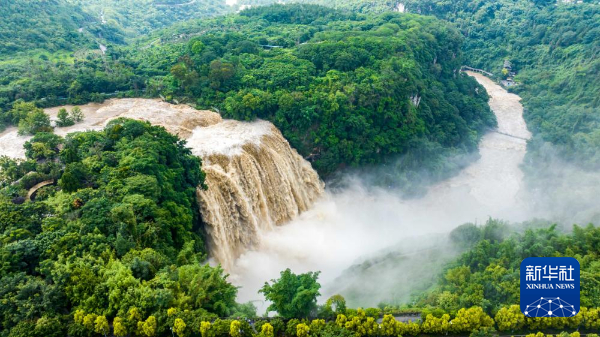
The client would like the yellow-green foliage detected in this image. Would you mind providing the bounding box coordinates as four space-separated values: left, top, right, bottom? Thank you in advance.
142 316 157 337
94 315 109 335
200 321 213 337
336 314 348 328
83 313 97 331
380 314 403 336
230 320 241 337
495 305 525 332
450 306 494 334
310 319 326 334
113 317 128 337
583 307 600 329
174 318 187 337
261 323 274 337
398 320 421 336
344 309 379 337
296 323 310 337
73 310 85 325
421 314 450 334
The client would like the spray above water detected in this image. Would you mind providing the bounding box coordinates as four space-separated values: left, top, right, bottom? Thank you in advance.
188 120 324 268
229 72 537 310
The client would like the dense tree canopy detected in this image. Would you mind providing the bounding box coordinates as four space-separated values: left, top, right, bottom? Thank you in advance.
400 0 600 170
0 119 245 336
260 269 322 319
417 220 600 314
0 4 495 193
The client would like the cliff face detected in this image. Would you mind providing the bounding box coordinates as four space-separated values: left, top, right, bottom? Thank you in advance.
0 98 324 268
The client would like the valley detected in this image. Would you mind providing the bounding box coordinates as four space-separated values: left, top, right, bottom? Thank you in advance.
230 71 534 308
0 1 598 336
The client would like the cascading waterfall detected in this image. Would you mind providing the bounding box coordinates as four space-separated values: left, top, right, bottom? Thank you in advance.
187 121 324 268
0 98 324 268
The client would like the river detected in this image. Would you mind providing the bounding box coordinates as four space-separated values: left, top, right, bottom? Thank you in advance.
230 71 533 310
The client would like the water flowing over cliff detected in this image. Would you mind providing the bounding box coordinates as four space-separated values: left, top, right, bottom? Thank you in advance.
188 121 324 268
0 98 324 267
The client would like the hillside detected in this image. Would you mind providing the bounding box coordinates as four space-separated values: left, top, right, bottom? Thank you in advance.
401 0 600 169
0 0 97 56
243 0 600 216
66 0 230 39
0 0 232 58
0 4 496 193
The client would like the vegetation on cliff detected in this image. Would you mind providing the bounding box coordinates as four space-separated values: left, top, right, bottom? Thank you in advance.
0 119 249 336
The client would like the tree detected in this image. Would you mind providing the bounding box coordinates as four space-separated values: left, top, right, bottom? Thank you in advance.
260 323 274 337
34 315 65 337
113 317 128 337
70 106 84 122
495 305 525 332
191 41 205 55
344 309 379 337
309 319 325 335
95 315 109 337
24 132 63 160
58 162 90 193
296 323 309 337
421 314 450 334
380 315 400 336
56 108 74 127
17 109 51 135
230 320 241 337
259 269 321 318
325 294 347 316
583 307 600 330
450 307 494 334
174 318 187 337
7 101 39 124
336 314 348 328
142 316 157 337
200 321 213 337
83 313 98 332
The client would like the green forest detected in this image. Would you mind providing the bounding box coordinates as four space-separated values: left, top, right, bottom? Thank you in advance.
0 0 229 57
0 4 495 192
0 0 599 336
1 121 600 335
399 0 600 178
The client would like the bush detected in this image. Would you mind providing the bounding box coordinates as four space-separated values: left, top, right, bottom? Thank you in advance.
56 108 74 127
70 106 84 122
17 109 52 135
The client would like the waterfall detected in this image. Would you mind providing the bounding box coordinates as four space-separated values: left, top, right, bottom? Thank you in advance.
0 98 324 268
187 120 324 268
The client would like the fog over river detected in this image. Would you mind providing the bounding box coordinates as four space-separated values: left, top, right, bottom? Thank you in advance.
230 72 535 309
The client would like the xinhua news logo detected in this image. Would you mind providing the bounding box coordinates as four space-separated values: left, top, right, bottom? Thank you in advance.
520 257 580 317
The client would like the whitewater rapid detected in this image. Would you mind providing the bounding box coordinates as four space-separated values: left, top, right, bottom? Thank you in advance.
230 72 533 309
